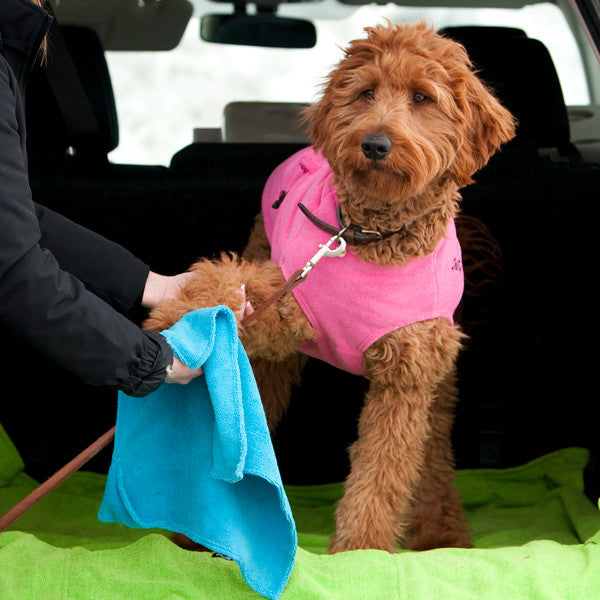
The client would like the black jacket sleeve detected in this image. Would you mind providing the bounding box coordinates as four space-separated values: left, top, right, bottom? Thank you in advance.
35 203 149 314
0 59 172 397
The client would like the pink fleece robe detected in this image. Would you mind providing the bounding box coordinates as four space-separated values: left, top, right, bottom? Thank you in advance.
262 147 464 376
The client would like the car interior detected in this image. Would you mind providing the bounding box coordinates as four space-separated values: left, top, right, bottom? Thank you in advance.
3 0 600 520
3 0 600 597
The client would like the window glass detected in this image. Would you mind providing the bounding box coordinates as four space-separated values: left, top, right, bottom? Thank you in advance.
105 1 589 165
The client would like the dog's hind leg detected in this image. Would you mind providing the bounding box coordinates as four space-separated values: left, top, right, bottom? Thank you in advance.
403 368 472 550
242 212 312 430
251 353 307 432
242 212 271 261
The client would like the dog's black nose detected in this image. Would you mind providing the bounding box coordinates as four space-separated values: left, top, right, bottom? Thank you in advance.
361 134 392 161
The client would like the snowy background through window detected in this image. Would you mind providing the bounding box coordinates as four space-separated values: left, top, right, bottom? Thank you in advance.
106 1 589 165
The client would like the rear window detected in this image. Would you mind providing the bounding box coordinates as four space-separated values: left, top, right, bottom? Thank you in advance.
105 2 590 166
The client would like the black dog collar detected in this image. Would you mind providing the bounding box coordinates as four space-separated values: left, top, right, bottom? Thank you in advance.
298 202 406 246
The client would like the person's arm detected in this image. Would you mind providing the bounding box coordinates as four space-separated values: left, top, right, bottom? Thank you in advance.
34 208 253 386
0 62 171 396
35 203 150 315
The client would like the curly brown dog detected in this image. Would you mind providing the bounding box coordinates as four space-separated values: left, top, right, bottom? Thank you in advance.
146 21 515 554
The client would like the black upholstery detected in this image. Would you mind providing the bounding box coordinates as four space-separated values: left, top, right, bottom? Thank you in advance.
469 38 572 156
12 20 600 496
445 33 600 482
440 25 527 41
15 25 170 481
170 141 307 178
26 25 119 164
442 27 573 157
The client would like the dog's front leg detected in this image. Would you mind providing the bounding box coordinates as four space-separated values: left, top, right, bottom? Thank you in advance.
329 319 462 554
329 366 433 553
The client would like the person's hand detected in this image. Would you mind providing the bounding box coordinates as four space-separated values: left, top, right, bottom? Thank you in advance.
164 356 203 384
141 271 194 309
142 273 255 319
235 284 255 321
163 283 254 385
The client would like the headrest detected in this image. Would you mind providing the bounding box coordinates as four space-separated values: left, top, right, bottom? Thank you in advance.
25 25 118 163
440 25 527 43
441 28 571 155
223 102 309 143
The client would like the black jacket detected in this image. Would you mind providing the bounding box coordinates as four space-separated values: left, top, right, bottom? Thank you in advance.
0 0 173 396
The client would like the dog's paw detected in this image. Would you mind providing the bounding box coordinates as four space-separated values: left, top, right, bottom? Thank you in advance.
404 497 473 551
328 530 396 554
404 526 473 551
171 532 211 552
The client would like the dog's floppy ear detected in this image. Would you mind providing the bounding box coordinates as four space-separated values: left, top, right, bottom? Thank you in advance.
450 74 516 187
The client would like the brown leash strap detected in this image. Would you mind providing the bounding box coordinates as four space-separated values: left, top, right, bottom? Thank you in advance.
0 272 306 532
239 267 305 328
0 425 116 533
0 271 306 532
240 229 347 328
0 234 346 532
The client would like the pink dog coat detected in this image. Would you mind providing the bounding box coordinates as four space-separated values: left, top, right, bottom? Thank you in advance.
262 147 464 376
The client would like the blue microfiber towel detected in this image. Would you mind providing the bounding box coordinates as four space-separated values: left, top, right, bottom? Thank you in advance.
98 306 297 600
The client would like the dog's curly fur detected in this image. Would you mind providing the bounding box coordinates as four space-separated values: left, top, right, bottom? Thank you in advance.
145 21 515 554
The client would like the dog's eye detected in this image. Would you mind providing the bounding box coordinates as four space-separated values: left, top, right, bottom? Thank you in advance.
362 90 375 101
412 92 428 104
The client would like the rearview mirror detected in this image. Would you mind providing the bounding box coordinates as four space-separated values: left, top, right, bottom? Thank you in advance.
200 13 317 48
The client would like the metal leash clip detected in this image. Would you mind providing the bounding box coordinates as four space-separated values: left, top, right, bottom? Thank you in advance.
299 229 348 280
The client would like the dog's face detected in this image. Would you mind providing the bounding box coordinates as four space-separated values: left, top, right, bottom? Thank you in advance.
306 22 516 203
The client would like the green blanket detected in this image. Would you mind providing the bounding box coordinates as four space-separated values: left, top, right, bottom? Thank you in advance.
1 424 599 599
